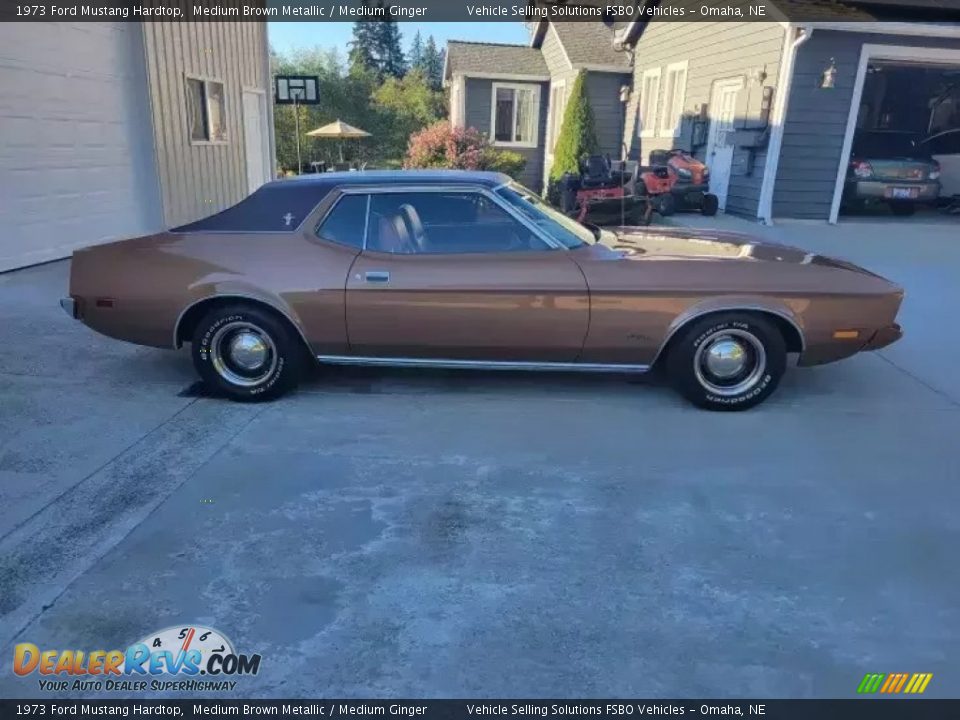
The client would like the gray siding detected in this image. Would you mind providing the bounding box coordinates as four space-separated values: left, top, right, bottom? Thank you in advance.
586 71 632 158
464 77 549 191
774 30 960 220
541 24 574 77
623 20 786 217
141 22 270 227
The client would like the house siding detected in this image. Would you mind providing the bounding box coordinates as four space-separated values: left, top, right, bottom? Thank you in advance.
541 24 574 77
586 71 632 158
464 77 549 191
623 20 786 218
773 30 960 220
141 22 270 227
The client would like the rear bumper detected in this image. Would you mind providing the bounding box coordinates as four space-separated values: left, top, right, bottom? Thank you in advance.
862 323 903 351
59 297 79 319
847 180 940 201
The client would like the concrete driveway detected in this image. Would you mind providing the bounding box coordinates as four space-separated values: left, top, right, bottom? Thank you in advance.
0 224 958 699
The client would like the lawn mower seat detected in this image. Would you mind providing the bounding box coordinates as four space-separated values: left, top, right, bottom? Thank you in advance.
579 155 619 189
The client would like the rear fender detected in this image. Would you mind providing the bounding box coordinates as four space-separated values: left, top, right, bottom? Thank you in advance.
174 280 309 350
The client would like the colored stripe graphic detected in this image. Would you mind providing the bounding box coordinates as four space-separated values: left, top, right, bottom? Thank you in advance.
858 673 932 694
894 674 909 693
858 673 885 693
904 673 934 694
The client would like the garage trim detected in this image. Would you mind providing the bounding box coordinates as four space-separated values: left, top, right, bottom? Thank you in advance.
828 43 960 224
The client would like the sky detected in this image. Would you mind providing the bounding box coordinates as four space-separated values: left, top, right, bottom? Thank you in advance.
268 22 529 56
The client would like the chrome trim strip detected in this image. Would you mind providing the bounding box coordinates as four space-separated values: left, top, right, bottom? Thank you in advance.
361 194 371 250
172 294 312 351
648 306 806 368
316 355 650 374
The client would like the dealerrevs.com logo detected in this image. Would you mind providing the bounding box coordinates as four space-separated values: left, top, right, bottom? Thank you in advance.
13 625 261 693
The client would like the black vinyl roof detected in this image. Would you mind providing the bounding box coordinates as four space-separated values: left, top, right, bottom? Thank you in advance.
172 170 512 233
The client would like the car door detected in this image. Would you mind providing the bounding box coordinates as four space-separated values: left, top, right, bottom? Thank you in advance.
343 188 590 362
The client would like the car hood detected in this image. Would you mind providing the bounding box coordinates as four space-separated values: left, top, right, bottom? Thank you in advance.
600 226 883 276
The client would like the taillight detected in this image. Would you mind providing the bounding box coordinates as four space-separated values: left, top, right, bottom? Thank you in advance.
851 160 873 179
930 160 941 181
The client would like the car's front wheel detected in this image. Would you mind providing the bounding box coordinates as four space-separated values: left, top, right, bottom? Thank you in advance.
191 303 303 401
665 313 786 411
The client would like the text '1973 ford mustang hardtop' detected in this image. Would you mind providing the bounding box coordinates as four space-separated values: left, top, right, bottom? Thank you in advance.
61 170 903 410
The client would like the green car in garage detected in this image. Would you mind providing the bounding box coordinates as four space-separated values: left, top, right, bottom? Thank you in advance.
844 130 941 216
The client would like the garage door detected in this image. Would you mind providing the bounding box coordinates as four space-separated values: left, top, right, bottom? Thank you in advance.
0 23 162 272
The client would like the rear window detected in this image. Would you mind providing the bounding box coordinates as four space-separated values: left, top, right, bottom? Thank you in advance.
315 194 367 249
852 132 924 159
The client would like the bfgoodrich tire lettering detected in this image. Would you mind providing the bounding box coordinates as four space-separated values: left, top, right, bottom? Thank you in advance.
191 304 303 402
666 313 787 411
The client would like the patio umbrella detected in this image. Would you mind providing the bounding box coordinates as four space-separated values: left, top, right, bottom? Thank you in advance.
306 119 371 163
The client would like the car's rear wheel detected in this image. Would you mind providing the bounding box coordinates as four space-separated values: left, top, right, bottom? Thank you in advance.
666 313 786 411
889 201 916 217
191 304 303 401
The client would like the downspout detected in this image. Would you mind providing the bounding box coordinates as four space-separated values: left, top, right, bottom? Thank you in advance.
756 25 813 225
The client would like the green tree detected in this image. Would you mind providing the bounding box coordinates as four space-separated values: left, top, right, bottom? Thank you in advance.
409 31 424 72
348 8 406 81
378 11 407 79
549 71 599 182
373 69 446 160
422 36 445 89
347 16 378 77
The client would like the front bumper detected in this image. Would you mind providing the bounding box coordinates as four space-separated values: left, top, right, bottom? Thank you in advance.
862 323 903 351
847 180 940 201
60 297 79 319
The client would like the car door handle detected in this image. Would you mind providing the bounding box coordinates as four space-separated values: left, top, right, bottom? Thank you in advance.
365 271 390 283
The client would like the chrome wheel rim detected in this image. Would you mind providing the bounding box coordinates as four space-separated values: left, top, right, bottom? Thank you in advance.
693 329 766 397
210 321 277 388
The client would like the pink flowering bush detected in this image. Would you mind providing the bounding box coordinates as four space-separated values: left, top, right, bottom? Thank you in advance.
405 121 526 178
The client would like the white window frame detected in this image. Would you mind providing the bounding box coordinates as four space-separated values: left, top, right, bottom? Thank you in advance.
546 79 568 156
490 82 541 149
185 73 228 146
638 68 661 139
659 61 688 138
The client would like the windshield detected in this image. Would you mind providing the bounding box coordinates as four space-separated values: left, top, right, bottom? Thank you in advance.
495 182 596 249
852 131 924 159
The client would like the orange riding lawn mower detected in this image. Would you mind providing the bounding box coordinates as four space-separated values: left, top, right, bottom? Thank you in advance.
558 150 719 226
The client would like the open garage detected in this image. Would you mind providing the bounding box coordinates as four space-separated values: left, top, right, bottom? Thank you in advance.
770 29 960 224
838 58 960 220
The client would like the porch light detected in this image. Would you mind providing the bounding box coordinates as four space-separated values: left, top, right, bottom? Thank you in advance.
820 58 837 89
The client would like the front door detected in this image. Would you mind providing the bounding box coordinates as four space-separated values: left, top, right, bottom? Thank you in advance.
344 190 590 362
706 78 743 211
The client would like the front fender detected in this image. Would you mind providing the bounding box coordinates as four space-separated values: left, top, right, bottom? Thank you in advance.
651 295 806 365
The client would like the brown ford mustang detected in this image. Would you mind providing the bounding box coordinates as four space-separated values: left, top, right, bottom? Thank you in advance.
61 170 903 410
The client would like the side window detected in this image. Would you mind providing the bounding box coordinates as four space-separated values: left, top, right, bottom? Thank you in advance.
366 192 551 255
315 194 368 249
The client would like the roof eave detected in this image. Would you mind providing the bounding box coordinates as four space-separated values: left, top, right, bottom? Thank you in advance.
461 72 551 82
573 63 632 73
